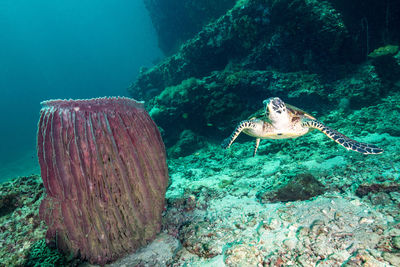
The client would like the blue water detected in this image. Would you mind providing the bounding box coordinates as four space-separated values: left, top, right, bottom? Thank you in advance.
0 0 162 182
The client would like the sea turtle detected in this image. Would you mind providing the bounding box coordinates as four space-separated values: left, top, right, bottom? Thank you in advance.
222 97 383 156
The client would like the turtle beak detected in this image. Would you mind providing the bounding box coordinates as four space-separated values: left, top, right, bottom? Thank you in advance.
263 98 274 116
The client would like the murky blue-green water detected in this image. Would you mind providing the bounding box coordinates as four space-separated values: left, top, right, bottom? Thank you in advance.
0 0 162 182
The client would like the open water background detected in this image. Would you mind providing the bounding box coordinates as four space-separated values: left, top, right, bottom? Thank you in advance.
0 0 162 182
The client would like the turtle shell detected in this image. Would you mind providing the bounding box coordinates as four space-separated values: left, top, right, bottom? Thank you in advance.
286 103 316 120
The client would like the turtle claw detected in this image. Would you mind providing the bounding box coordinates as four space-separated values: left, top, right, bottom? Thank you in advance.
221 137 232 149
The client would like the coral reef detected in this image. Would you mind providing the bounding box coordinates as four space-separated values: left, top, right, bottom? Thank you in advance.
329 0 400 60
107 93 398 266
130 0 349 101
2 0 400 266
143 62 398 148
37 97 169 264
1 89 399 267
0 175 46 267
129 0 400 150
167 130 205 158
369 48 400 83
145 0 400 58
144 0 236 55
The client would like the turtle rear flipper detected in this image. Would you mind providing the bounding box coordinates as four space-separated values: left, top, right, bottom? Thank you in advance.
302 119 383 155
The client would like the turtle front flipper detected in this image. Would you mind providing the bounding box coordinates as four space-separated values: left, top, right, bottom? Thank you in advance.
302 119 383 155
221 120 258 150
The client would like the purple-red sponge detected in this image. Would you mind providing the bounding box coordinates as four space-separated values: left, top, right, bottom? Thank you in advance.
37 97 168 264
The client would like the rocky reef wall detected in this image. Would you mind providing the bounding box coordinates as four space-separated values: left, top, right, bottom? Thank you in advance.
144 0 237 55
132 0 400 150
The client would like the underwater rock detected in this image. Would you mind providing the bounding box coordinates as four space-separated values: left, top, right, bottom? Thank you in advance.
383 252 400 266
108 233 181 266
144 0 236 55
329 0 400 61
147 68 329 146
0 191 18 217
224 244 263 266
168 129 205 158
258 173 326 203
329 63 386 108
37 97 169 265
130 0 400 151
369 48 400 83
179 221 223 258
368 45 399 58
147 73 245 145
134 0 400 100
0 175 46 267
341 92 400 137
0 175 43 217
356 183 400 197
129 0 349 101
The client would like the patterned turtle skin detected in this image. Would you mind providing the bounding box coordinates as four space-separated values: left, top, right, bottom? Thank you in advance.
222 97 384 156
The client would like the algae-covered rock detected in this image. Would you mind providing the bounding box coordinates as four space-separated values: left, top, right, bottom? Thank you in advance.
356 183 400 197
146 67 329 146
224 244 263 266
129 0 400 152
368 45 399 58
345 92 400 137
0 191 18 217
168 129 205 158
144 0 236 55
129 0 349 101
329 63 386 107
0 175 46 267
369 47 400 83
129 0 400 151
258 173 326 203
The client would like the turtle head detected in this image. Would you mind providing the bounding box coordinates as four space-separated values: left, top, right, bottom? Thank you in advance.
263 97 289 124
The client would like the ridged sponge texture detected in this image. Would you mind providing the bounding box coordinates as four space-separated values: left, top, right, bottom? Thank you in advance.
37 97 168 264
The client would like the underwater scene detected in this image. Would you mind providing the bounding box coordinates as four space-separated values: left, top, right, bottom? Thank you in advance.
1 0 400 266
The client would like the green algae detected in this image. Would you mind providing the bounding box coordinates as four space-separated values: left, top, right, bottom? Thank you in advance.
368 45 399 58
0 175 46 266
25 239 66 267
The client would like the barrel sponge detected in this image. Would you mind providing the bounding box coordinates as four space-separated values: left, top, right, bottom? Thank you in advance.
37 97 168 264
